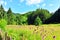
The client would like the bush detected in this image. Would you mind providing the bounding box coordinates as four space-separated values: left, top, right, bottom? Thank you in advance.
0 19 7 31
34 16 42 26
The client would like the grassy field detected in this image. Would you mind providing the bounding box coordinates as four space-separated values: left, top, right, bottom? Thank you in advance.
1 24 60 40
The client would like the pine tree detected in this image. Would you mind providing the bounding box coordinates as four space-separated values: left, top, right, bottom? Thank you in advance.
0 5 6 19
7 8 16 25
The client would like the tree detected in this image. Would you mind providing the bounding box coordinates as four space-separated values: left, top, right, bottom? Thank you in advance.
15 14 28 25
0 5 7 19
34 16 42 26
36 8 51 23
45 8 60 24
27 8 51 24
7 8 16 25
20 15 28 25
15 14 21 25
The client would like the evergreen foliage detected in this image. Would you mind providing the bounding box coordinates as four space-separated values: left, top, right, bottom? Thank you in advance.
0 5 60 25
34 16 42 26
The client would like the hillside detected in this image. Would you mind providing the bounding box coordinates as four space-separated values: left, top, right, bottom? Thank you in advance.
45 8 60 24
0 5 51 25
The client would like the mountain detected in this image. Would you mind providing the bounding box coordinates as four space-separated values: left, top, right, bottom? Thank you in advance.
45 8 60 24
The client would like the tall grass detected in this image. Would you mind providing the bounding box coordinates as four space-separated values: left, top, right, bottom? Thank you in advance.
0 24 60 40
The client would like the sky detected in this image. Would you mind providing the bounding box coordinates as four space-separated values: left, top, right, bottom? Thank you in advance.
0 0 60 14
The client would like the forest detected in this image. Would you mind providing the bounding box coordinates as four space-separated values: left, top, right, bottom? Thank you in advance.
0 5 60 25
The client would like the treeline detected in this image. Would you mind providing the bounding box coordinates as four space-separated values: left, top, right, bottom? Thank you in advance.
0 5 60 25
45 8 60 24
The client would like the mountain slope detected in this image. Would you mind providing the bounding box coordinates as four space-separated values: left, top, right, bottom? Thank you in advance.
45 8 60 24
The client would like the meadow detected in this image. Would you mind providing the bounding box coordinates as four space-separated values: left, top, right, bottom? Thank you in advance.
0 24 60 40
0 1 60 40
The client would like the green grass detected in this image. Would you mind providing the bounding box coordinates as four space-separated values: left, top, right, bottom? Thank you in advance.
1 24 60 40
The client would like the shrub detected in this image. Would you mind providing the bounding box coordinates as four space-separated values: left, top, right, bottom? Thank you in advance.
0 19 7 31
34 16 42 26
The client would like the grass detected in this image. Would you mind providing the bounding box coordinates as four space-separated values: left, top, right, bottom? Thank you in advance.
1 24 60 40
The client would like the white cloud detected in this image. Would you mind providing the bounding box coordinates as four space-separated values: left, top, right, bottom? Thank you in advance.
0 0 4 5
26 0 43 5
42 3 46 7
5 1 7 6
36 4 40 8
10 0 13 2
4 8 8 11
49 4 53 7
20 0 24 3
0 0 7 6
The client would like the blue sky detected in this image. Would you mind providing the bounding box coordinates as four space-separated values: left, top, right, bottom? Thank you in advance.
0 0 60 14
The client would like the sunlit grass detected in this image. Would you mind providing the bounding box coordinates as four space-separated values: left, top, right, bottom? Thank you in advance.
4 24 60 40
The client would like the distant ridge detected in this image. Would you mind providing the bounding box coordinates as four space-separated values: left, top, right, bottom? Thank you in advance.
45 8 60 24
